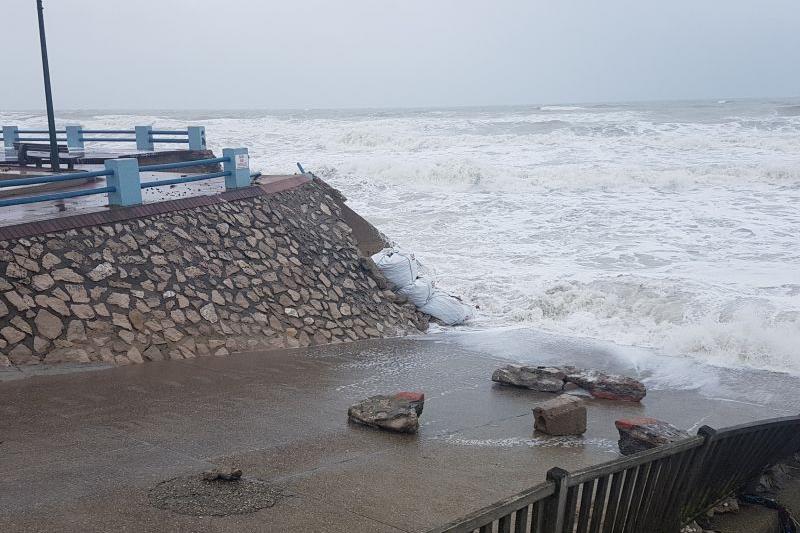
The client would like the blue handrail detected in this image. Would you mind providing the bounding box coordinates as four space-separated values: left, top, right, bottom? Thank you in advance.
0 146 247 208
0 169 112 188
141 171 231 189
0 186 116 208
3 124 206 151
79 137 138 142
18 129 66 134
139 157 229 172
82 129 135 135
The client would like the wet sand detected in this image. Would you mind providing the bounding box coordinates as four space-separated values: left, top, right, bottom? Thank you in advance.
1 328 798 532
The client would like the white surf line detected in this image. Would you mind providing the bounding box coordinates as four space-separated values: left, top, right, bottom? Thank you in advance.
701 396 798 418
437 434 619 451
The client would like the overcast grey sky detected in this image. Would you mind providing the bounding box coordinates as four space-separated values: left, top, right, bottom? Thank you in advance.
2 0 798 110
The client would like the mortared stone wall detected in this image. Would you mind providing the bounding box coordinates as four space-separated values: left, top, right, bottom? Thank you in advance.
0 178 427 366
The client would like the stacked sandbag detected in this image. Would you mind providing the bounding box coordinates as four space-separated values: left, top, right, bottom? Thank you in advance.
371 248 473 325
419 291 474 325
372 249 418 289
397 277 435 307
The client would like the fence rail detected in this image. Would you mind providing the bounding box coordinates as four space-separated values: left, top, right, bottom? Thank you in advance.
2 124 206 153
0 148 251 208
428 414 800 533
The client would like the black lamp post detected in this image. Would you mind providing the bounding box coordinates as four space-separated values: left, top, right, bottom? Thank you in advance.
36 0 60 171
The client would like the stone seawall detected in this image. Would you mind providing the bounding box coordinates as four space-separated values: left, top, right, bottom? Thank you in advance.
0 177 428 366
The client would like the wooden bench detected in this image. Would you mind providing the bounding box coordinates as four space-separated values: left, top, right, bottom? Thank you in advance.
13 142 82 170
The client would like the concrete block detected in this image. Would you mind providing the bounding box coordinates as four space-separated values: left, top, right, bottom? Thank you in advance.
187 126 206 150
135 125 154 151
223 147 251 190
3 125 18 155
65 125 84 152
533 395 586 436
105 158 142 207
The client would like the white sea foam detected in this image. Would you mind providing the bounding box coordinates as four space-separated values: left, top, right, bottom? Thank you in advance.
437 434 619 451
4 100 799 374
539 105 587 111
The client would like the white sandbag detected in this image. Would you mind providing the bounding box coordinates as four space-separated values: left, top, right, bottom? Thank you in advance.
397 277 435 307
419 291 475 325
371 248 419 289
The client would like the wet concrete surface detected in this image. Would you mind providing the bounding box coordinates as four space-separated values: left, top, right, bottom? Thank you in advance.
1 328 799 532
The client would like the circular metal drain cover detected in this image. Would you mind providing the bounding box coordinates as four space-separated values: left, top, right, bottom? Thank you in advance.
149 475 281 516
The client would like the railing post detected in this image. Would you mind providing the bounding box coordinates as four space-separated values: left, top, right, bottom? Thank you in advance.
65 125 84 152
3 126 19 155
105 158 142 207
187 126 206 150
222 147 251 190
545 467 570 533
670 426 716 528
135 125 154 151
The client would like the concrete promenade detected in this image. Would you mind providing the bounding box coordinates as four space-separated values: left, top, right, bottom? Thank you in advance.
2 328 799 532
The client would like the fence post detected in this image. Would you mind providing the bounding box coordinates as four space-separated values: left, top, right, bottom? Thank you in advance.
545 467 570 533
65 125 84 152
670 426 716 528
222 147 251 190
105 158 142 207
3 126 19 154
187 126 206 150
135 125 154 151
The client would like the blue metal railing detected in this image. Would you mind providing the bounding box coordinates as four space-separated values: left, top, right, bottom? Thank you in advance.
13 138 68 142
141 171 231 189
0 186 117 208
0 148 252 208
79 138 138 142
82 129 134 134
18 129 66 134
0 168 113 187
13 128 68 144
138 157 229 172
138 157 233 189
2 124 207 153
0 167 115 208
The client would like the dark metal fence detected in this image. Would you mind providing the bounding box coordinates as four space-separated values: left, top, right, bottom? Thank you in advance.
428 414 800 533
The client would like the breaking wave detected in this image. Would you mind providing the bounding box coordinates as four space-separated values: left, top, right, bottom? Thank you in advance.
514 278 800 374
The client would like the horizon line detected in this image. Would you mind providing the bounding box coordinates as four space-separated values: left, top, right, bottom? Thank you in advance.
2 94 799 115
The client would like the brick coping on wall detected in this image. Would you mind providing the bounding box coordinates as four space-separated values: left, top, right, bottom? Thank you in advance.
0 175 311 242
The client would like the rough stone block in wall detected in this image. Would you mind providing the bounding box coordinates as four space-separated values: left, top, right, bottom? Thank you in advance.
0 180 428 367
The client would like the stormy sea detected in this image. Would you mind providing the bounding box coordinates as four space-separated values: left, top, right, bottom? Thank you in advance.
4 98 799 379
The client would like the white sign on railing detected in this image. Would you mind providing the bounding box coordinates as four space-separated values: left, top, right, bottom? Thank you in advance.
235 153 249 170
